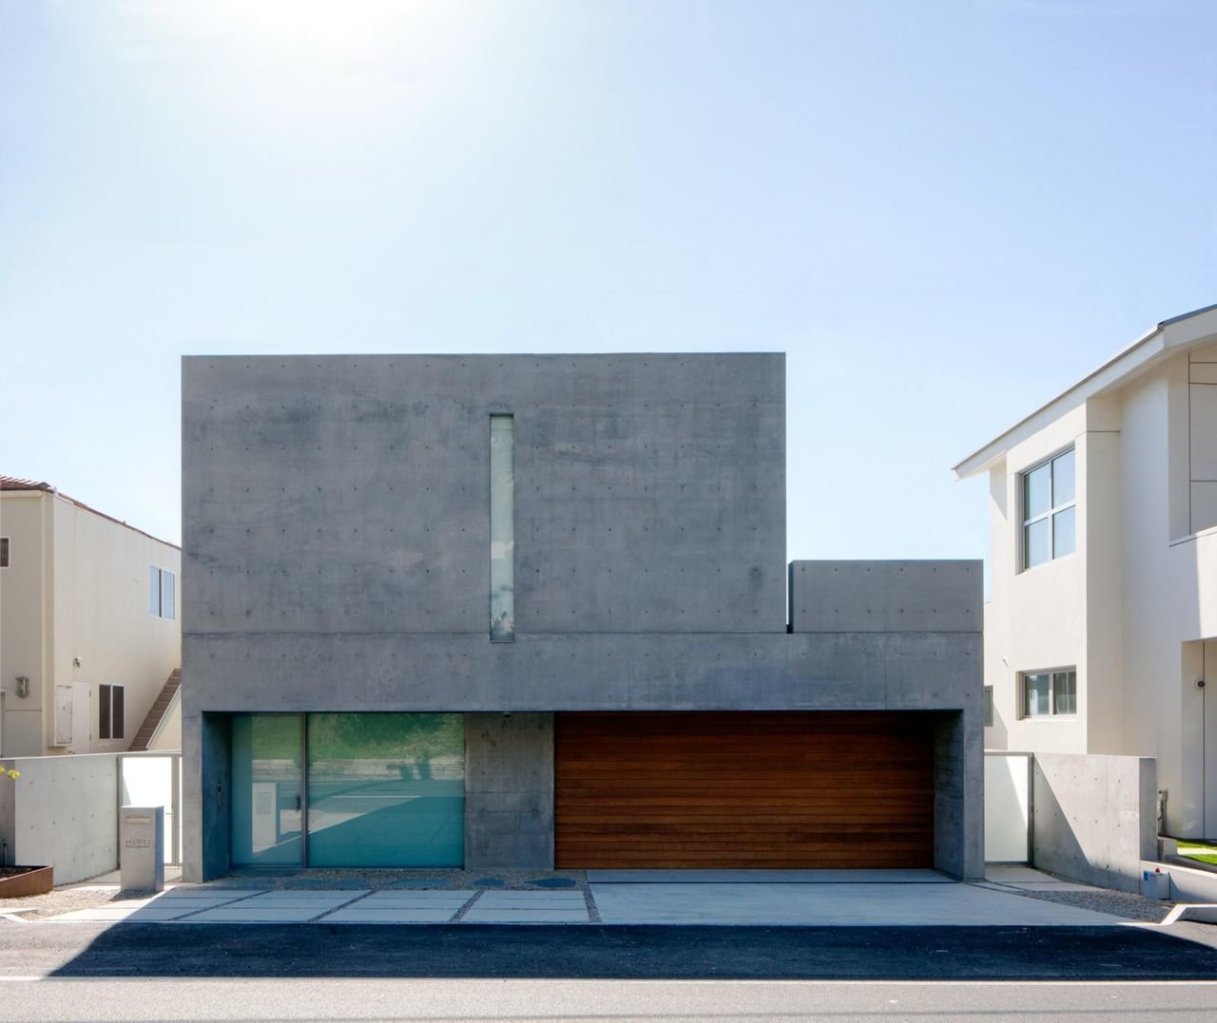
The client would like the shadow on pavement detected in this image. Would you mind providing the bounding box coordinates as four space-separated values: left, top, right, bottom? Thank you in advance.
51 925 1217 981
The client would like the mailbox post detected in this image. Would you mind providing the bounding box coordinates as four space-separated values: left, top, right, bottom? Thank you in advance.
120 805 165 893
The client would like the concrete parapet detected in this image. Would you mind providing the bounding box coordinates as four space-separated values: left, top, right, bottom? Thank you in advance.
789 560 982 634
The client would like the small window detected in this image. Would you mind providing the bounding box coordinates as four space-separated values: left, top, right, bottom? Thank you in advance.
149 566 176 620
983 685 994 727
1022 448 1076 570
99 683 124 740
489 415 515 641
1020 669 1076 718
0 536 8 567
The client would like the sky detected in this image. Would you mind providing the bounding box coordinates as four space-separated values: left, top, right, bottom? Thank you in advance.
2 1 1215 573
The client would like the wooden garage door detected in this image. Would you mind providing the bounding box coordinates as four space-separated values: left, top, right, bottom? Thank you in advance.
555 712 934 869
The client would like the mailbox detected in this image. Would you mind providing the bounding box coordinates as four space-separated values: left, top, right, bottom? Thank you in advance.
120 805 164 893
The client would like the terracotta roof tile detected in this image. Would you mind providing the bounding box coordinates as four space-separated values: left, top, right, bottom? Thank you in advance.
0 475 54 491
0 474 179 550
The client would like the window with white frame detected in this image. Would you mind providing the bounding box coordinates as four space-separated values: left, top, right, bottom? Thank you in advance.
99 683 124 740
983 685 994 727
149 565 176 620
1021 448 1075 569
1020 669 1076 718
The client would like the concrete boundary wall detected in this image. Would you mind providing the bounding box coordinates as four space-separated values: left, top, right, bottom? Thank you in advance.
1031 752 1157 892
0 752 181 884
0 753 117 883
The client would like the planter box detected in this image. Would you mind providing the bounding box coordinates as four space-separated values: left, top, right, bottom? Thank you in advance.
0 865 54 898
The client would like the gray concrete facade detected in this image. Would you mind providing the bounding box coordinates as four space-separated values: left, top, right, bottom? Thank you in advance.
181 353 983 880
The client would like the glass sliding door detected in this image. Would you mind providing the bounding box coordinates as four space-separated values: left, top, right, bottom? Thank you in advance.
231 714 305 866
305 713 465 867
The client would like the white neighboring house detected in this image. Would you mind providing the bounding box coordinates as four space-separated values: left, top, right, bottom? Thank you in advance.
955 303 1217 840
0 476 181 757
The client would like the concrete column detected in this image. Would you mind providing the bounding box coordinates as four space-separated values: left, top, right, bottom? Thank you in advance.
184 712 231 882
934 711 985 880
464 712 553 869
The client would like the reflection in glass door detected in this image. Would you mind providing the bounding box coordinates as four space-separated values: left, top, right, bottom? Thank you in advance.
231 712 465 868
231 714 304 865
306 713 465 867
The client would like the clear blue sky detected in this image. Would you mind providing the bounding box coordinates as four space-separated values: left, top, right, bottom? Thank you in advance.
3 1 1214 570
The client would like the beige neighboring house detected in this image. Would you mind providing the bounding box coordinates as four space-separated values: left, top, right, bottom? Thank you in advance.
955 302 1217 840
0 475 181 757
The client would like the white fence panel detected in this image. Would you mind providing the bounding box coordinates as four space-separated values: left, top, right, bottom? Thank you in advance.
985 752 1031 862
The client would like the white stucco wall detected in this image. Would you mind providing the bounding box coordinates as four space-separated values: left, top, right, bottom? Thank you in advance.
51 495 181 755
983 341 1217 837
0 489 181 758
985 405 1088 754
0 493 49 758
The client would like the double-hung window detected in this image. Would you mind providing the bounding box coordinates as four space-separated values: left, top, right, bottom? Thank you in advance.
99 683 125 740
149 566 176 620
1022 448 1075 569
1020 669 1076 718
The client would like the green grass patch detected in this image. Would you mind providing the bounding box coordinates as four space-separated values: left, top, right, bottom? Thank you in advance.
1176 841 1217 865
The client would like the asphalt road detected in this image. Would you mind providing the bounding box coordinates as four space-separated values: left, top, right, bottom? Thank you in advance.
6 975 1217 1023
3 921 1217 980
3 922 1217 1022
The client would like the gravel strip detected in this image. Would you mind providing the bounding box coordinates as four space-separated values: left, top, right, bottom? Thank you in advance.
991 883 1173 923
1 885 132 922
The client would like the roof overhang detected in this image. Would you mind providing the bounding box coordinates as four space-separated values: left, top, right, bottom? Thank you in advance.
953 302 1217 480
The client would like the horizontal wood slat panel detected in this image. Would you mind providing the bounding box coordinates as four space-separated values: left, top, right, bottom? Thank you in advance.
555 712 934 869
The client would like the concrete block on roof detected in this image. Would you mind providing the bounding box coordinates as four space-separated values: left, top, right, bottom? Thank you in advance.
789 560 982 634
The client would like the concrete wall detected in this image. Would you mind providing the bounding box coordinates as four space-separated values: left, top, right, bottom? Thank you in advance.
0 754 118 883
789 561 980 634
182 354 984 881
464 713 553 869
933 711 983 879
182 354 786 640
1031 752 1157 892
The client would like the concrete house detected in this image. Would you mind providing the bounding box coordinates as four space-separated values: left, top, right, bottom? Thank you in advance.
0 476 182 758
954 303 1217 840
182 354 983 880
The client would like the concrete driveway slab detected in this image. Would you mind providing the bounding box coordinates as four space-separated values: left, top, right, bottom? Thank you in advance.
183 906 339 923
462 890 590 924
155 888 266 901
587 869 952 884
589 881 1128 926
319 908 458 924
461 909 590 923
343 891 474 908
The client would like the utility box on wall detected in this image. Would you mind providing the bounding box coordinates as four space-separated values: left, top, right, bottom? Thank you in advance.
120 805 164 893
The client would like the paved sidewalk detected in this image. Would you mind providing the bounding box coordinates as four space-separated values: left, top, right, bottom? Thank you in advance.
29 867 1169 927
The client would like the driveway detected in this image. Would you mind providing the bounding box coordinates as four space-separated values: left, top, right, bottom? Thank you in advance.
18 866 1166 927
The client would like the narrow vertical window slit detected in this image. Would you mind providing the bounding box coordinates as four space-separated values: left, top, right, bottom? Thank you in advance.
489 415 515 641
